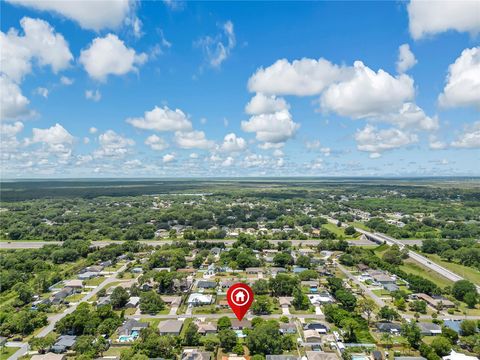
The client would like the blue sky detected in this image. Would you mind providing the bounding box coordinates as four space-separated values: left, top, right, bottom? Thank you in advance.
1 0 479 178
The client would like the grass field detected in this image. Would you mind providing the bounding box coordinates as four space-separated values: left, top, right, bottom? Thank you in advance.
422 253 480 285
322 223 346 237
0 347 19 360
400 258 453 288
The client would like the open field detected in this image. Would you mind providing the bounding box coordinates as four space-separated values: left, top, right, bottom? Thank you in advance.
422 253 480 285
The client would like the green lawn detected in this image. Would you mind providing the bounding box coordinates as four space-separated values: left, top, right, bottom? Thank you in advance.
322 223 346 237
422 253 480 285
400 258 453 289
65 293 85 302
84 276 106 286
0 347 19 360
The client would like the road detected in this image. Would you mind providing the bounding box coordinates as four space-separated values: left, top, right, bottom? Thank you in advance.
36 262 131 338
358 230 480 292
5 342 29 360
336 263 386 308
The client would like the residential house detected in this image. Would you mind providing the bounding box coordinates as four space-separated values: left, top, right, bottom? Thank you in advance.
417 322 442 336
280 323 296 334
118 319 148 336
302 281 319 293
270 267 286 277
63 279 83 290
51 335 77 353
97 296 111 307
78 272 99 280
303 329 322 343
372 351 383 360
376 322 402 334
279 297 293 308
304 323 329 334
197 281 217 289
306 352 339 360
413 293 455 309
31 354 66 360
442 350 479 360
307 292 334 305
245 267 263 275
158 320 184 336
187 293 213 306
231 319 252 330
125 296 140 308
197 322 217 335
51 287 74 304
182 349 213 360
293 267 308 274
266 356 299 360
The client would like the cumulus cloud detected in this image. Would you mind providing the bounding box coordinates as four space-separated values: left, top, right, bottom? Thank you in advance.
245 93 289 115
85 89 101 102
126 106 192 132
174 130 214 149
1 17 72 83
94 130 135 158
7 0 133 31
222 156 234 167
89 127 98 134
248 58 352 96
163 153 175 163
221 133 247 152
145 134 169 151
60 76 73 85
408 0 480 40
195 20 236 68
381 102 439 131
438 47 480 109
355 124 418 157
396 44 417 73
31 123 74 145
0 75 30 120
320 61 415 118
80 34 147 81
429 135 448 150
241 109 300 144
451 121 480 148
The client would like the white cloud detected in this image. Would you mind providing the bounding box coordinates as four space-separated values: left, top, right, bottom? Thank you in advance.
396 44 417 73
89 127 98 134
320 61 415 118
83 137 90 144
407 0 480 40
245 93 289 115
355 124 418 156
248 57 352 96
429 135 448 150
163 153 175 163
189 152 199 159
163 0 185 11
438 47 480 109
60 76 73 85
79 34 147 81
382 102 439 131
0 75 30 120
35 87 48 98
126 106 192 132
221 133 247 152
222 156 234 167
145 134 169 151
195 20 235 68
94 130 135 158
1 17 72 83
31 123 74 145
451 121 480 148
305 140 321 150
7 0 133 31
85 89 102 102
174 130 214 149
241 109 300 144
0 121 24 137
272 149 284 157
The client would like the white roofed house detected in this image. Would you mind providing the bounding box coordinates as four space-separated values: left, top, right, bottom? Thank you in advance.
187 293 213 306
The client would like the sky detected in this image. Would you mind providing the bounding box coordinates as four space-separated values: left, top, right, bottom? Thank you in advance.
1 0 479 178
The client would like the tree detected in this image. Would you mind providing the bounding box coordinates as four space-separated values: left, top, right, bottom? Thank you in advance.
381 332 393 350
217 316 231 330
13 283 33 305
292 287 310 311
233 343 245 355
460 320 478 336
345 226 357 236
252 296 272 315
252 279 270 295
246 320 283 355
379 306 399 321
110 287 129 309
29 335 56 354
401 322 422 349
183 322 200 346
335 289 357 311
219 329 237 351
409 300 427 314
269 274 299 296
139 291 164 314
464 292 478 308
356 298 375 325
327 277 343 292
452 280 477 302
394 297 406 311
430 336 452 356
340 318 358 342
296 255 311 269
201 335 220 351
74 335 97 357
273 252 294 267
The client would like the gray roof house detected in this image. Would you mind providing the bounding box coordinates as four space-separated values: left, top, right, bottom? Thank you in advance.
158 320 184 335
417 322 442 336
51 335 77 353
118 319 149 336
182 349 213 360
197 281 217 289
376 322 402 333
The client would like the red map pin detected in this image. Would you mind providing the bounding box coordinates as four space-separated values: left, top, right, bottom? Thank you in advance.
227 283 254 320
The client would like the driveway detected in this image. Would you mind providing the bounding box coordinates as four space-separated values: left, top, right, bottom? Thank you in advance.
282 306 290 315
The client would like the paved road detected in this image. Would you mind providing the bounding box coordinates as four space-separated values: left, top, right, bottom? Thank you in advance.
127 312 325 320
6 342 29 360
36 262 131 338
356 229 480 292
336 263 386 308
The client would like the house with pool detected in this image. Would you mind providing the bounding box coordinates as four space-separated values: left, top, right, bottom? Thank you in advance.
117 319 149 342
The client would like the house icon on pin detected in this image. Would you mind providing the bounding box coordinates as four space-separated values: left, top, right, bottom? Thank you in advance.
235 291 245 303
